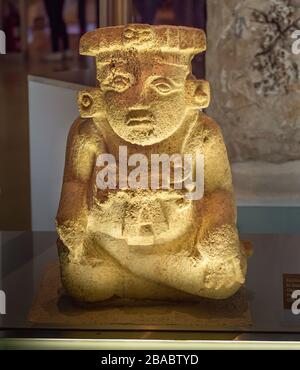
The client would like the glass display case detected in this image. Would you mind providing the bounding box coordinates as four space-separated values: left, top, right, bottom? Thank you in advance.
1 0 300 350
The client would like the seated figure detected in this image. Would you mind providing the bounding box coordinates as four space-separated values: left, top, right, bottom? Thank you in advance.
56 25 250 303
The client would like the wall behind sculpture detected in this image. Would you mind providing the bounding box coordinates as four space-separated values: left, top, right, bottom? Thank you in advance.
206 0 300 163
29 78 79 231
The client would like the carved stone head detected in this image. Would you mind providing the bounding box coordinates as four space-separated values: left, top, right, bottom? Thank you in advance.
78 24 210 146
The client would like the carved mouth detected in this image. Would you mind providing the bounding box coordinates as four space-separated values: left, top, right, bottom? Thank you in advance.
126 110 154 126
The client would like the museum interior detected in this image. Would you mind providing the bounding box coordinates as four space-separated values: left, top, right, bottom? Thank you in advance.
0 0 300 350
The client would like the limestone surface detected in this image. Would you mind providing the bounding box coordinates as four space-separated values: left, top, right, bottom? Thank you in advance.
56 24 250 303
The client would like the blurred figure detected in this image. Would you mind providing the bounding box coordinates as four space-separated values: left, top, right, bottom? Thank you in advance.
43 0 72 61
133 0 161 24
95 0 100 28
174 0 206 28
3 1 21 52
78 0 86 36
154 0 176 25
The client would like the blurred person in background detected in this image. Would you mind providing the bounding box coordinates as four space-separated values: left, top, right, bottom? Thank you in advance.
43 0 72 61
78 0 86 36
133 0 161 24
174 0 206 28
3 1 21 52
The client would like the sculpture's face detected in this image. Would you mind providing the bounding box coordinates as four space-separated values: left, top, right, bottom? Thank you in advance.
96 53 190 145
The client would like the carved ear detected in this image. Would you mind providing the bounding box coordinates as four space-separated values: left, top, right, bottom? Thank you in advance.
185 80 211 109
78 88 104 118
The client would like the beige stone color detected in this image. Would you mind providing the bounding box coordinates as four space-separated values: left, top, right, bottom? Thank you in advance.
56 25 251 303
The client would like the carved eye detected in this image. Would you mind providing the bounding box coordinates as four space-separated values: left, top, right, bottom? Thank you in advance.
102 73 133 93
151 78 175 94
112 76 130 90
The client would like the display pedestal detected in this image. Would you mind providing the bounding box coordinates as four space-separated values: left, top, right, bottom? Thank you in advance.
29 263 251 330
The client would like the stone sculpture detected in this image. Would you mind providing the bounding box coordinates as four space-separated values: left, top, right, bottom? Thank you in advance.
56 25 250 303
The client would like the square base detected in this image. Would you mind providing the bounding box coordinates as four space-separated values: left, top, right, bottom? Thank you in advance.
29 263 252 331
